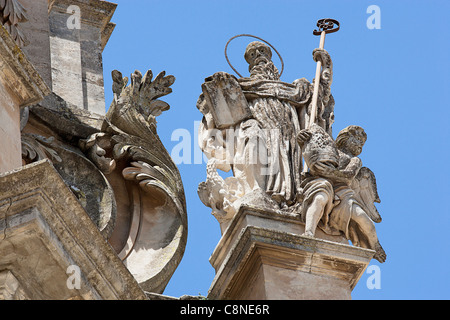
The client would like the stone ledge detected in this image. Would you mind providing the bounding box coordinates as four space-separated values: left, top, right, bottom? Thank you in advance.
0 159 147 300
209 205 348 273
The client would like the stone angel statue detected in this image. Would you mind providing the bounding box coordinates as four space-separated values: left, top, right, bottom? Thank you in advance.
297 124 386 263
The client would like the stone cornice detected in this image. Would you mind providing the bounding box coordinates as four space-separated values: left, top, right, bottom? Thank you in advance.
0 159 148 300
48 0 117 50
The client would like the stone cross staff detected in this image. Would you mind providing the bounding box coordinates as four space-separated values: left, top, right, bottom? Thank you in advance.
304 18 339 172
309 18 340 128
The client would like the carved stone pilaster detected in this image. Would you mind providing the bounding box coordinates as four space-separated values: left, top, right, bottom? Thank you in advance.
0 23 50 108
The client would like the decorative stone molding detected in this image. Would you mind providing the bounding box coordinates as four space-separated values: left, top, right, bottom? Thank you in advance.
208 207 374 300
21 68 187 295
0 160 148 300
80 69 187 293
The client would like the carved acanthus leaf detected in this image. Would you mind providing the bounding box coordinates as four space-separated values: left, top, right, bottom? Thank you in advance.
123 161 172 199
109 133 183 202
95 68 183 205
108 69 174 135
0 0 29 47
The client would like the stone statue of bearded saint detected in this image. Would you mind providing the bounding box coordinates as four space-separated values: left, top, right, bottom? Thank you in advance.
197 41 335 220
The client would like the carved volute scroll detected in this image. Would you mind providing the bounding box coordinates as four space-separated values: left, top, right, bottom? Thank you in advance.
81 69 187 293
22 68 187 294
21 106 117 239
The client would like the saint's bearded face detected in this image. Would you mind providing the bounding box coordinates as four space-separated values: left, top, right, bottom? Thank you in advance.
244 42 279 80
245 42 272 69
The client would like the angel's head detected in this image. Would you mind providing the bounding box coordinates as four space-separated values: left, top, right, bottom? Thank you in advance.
336 125 367 156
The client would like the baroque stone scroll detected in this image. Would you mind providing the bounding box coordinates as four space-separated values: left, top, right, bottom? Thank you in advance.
21 68 188 293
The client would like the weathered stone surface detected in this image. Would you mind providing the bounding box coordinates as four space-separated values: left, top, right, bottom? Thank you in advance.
209 205 349 274
22 97 116 239
201 72 251 129
0 24 50 108
0 20 50 173
197 41 334 225
0 160 148 300
48 0 117 114
0 271 27 300
17 0 53 88
0 85 21 173
20 68 188 294
208 208 374 300
300 123 339 172
297 124 386 262
28 93 104 143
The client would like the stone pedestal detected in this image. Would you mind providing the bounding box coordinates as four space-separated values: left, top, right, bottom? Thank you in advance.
208 207 375 300
0 24 50 173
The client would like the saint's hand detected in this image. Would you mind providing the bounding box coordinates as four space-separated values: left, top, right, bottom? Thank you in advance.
297 130 312 147
312 48 333 86
312 48 330 64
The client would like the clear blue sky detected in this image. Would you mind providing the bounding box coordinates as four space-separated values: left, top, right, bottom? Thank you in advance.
102 0 450 299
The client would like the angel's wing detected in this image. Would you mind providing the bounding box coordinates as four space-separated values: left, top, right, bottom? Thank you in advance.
352 167 382 223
